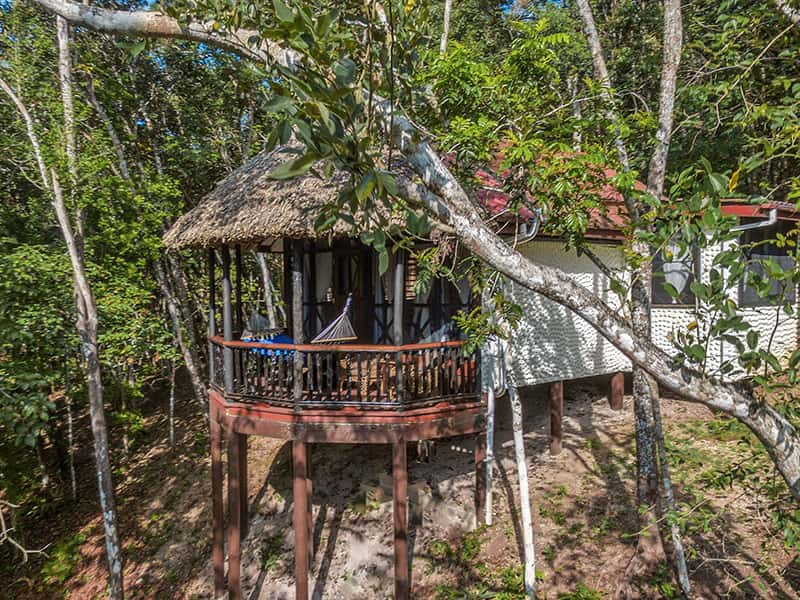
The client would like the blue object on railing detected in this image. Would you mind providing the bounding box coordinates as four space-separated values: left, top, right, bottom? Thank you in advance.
242 332 295 357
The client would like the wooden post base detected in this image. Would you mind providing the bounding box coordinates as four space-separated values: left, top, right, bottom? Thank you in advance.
293 441 310 600
609 371 624 411
393 441 409 600
550 381 563 455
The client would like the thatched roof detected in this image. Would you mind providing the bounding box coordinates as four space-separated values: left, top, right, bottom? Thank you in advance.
163 144 384 249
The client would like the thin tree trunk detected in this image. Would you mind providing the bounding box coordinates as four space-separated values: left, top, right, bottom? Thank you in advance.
65 353 77 501
508 385 535 599
155 258 208 410
254 251 279 329
440 0 452 55
169 360 176 447
59 21 124 597
85 76 131 183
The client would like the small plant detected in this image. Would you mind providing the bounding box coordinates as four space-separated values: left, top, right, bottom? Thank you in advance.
40 532 87 587
460 526 486 561
558 582 605 599
259 533 285 572
429 538 455 561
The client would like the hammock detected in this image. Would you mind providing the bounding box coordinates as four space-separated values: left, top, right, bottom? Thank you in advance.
311 294 357 343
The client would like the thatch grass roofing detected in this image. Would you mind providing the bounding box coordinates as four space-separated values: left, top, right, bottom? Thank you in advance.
163 144 378 249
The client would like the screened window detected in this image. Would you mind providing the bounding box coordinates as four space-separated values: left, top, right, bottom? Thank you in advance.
739 221 797 307
651 242 699 306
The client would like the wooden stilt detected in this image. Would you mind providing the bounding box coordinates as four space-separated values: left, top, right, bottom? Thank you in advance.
393 441 409 600
293 441 309 600
474 431 487 527
609 371 624 411
549 381 563 455
227 431 242 600
210 416 225 599
238 434 248 540
307 443 313 562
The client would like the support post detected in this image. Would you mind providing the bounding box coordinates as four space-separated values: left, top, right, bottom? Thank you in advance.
549 381 563 455
509 385 536 599
474 430 486 527
227 430 242 600
235 245 243 334
221 246 234 394
392 250 405 345
393 440 409 600
484 363 496 526
210 414 224 598
293 441 310 600
609 371 624 411
307 443 313 562
238 434 248 540
292 241 304 409
208 249 216 384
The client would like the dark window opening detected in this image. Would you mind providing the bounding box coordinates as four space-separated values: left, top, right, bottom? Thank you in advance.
739 220 797 307
651 243 700 306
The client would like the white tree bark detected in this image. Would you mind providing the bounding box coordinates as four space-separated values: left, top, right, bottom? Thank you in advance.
1 73 125 599
29 0 800 502
440 0 453 55
775 0 800 26
508 385 535 598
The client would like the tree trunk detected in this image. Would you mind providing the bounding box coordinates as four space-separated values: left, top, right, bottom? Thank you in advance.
508 385 535 599
155 258 208 410
440 0 452 55
254 251 279 329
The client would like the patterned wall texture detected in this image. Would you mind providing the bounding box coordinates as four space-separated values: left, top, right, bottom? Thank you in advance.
502 238 798 388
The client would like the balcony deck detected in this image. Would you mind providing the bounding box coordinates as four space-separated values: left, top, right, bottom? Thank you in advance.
209 336 482 411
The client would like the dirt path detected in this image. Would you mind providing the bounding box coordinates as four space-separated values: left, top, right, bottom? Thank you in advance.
3 377 799 599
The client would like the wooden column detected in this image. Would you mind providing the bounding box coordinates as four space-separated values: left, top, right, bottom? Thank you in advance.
210 414 224 598
306 443 313 562
235 245 243 334
227 430 242 600
293 441 310 600
221 246 234 394
208 249 217 384
238 434 248 540
609 371 624 411
549 381 563 455
474 431 486 527
292 241 304 409
393 440 409 600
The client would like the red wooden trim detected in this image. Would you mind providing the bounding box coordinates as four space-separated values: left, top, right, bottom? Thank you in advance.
209 334 468 353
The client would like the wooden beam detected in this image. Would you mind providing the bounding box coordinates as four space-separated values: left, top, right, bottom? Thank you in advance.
474 431 486 527
221 246 234 393
235 245 243 334
307 443 313 562
210 414 224 598
227 430 242 600
393 440 409 600
238 434 248 540
208 248 216 384
549 381 563 455
293 441 310 600
609 371 624 411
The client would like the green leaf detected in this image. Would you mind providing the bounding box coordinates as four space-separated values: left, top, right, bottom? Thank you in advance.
378 249 389 275
268 154 316 179
355 171 376 202
334 57 356 86
266 96 294 113
272 0 294 23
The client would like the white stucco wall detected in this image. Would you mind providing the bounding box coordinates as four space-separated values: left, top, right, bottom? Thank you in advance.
503 240 631 387
502 238 797 387
651 241 797 377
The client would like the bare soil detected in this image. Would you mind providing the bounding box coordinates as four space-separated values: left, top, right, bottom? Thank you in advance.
2 376 798 599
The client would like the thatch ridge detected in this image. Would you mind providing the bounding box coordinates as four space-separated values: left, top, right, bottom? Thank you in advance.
163 144 360 249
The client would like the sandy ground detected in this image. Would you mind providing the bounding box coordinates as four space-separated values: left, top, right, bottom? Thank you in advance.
3 375 799 599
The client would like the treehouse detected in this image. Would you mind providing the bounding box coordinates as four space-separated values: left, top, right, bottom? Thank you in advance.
163 145 486 600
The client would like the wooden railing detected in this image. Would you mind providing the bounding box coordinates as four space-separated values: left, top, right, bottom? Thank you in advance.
209 336 481 410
